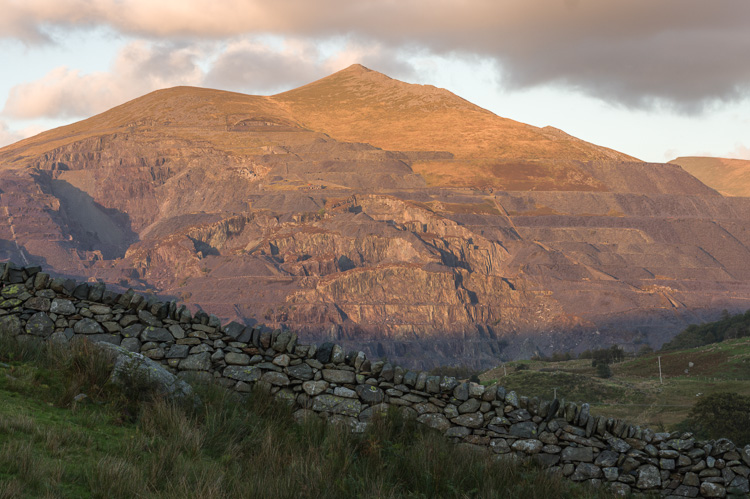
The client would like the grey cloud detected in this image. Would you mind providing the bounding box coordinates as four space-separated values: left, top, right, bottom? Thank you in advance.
204 41 325 94
4 0 750 110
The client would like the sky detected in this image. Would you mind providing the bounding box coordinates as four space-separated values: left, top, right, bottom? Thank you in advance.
1 0 749 162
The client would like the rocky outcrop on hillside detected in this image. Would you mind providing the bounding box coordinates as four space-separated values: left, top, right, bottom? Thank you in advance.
3 66 750 368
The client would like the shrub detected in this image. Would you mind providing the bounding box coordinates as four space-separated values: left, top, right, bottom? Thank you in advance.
596 363 613 379
676 392 750 445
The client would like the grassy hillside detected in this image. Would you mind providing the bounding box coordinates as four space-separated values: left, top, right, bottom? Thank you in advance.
479 337 750 432
0 335 614 498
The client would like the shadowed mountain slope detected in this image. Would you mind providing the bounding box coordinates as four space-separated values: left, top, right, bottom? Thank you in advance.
2 65 750 368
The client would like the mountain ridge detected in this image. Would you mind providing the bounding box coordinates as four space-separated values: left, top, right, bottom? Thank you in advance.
1 65 750 368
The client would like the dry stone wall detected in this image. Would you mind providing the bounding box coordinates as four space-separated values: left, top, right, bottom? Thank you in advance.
1 262 749 498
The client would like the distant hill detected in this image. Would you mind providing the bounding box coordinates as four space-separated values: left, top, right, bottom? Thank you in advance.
2 65 750 368
669 156 750 196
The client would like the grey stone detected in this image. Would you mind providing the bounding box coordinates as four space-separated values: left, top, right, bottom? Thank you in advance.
302 380 328 396
24 296 50 311
699 482 725 497
425 376 441 393
271 330 292 352
224 352 251 365
272 354 290 367
101 322 121 334
511 439 543 454
74 318 103 335
88 334 121 345
636 464 661 489
179 352 211 371
168 324 185 339
322 369 355 384
509 421 538 438
24 312 54 337
458 398 480 414
490 439 510 454
141 327 173 343
223 365 261 383
189 344 212 354
445 426 471 438
607 437 631 453
381 363 394 381
287 363 314 380
561 446 593 463
316 342 334 363
330 344 345 363
120 337 141 352
595 450 619 467
417 413 451 431
443 404 459 419
0 315 22 336
536 453 561 467
451 412 484 428
137 309 161 326
222 321 245 340
95 342 193 400
122 324 144 338
312 394 361 417
439 376 458 392
672 485 700 497
166 344 190 359
570 463 602 481
356 384 385 404
333 387 356 398
602 467 619 482
505 390 519 407
261 372 290 386
453 382 469 401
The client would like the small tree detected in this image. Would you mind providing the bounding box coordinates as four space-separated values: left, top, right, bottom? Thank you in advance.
678 392 750 445
596 362 612 379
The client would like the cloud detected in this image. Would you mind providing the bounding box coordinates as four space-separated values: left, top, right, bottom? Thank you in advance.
2 34 415 119
2 41 206 119
3 0 750 110
0 120 23 147
730 144 750 160
204 39 326 94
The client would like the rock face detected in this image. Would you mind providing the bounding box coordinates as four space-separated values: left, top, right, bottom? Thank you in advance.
2 264 748 499
3 65 750 367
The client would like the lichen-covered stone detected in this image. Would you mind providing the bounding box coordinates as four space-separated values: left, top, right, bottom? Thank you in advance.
179 352 211 371
287 363 314 380
261 372 290 386
25 312 54 337
225 352 251 365
0 315 22 336
223 365 261 382
636 464 661 489
322 369 355 384
355 384 384 404
451 412 483 429
312 394 361 417
511 439 543 454
74 318 104 335
417 413 451 431
141 327 173 343
302 380 329 396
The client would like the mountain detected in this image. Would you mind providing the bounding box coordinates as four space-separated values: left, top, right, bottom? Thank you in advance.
3 64 750 368
669 156 750 197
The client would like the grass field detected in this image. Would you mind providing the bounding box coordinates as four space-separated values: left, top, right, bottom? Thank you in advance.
0 335 616 499
479 337 750 430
